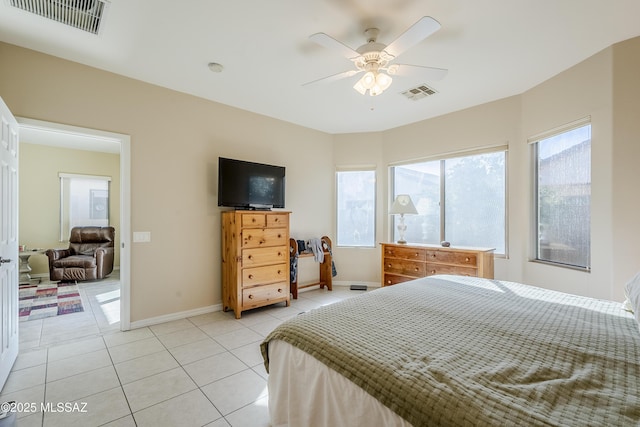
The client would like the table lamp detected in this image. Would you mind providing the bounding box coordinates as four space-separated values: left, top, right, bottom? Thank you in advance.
389 194 418 244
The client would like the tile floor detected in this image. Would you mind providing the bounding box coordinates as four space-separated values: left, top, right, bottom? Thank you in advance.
1 275 365 426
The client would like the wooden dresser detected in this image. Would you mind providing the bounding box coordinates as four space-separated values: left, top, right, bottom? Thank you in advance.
381 242 495 287
222 210 290 318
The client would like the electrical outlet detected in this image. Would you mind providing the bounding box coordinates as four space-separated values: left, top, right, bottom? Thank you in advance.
133 231 151 243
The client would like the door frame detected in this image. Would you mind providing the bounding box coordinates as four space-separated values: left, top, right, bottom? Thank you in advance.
17 118 131 330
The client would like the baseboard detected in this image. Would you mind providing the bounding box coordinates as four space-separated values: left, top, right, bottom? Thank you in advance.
130 303 223 330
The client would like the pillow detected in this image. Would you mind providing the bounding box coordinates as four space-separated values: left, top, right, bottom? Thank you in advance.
624 272 640 331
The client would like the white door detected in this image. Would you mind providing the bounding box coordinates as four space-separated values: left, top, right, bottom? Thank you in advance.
0 96 19 389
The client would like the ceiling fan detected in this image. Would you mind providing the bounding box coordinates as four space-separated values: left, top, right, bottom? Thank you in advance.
305 16 448 96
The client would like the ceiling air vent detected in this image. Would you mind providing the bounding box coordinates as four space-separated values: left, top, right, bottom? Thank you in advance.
401 84 438 101
9 0 108 35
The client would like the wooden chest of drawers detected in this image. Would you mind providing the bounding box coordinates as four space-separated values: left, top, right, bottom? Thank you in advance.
222 211 290 318
381 243 494 287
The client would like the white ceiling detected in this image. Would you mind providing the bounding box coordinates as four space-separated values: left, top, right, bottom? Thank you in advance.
1 0 639 135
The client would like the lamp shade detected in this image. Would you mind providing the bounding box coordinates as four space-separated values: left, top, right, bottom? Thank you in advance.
389 194 418 215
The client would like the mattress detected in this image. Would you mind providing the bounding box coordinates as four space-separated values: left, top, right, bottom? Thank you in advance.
261 275 640 426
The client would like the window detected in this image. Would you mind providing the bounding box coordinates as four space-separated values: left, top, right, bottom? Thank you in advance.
391 150 506 254
533 122 591 269
336 169 376 247
59 173 111 240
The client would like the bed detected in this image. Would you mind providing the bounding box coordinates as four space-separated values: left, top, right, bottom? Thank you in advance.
260 275 640 426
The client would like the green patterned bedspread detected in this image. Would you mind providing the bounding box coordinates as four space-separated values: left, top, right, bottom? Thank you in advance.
261 275 640 426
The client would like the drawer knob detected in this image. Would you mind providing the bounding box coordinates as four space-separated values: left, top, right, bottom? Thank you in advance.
277 270 282 274
277 252 282 256
414 267 418 271
387 264 391 268
248 255 253 260
387 280 392 285
465 257 470 262
431 254 436 258
277 288 282 293
248 294 254 299
431 270 436 274
277 234 282 238
248 274 254 279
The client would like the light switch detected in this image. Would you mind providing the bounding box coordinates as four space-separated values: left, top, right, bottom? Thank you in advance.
133 231 151 243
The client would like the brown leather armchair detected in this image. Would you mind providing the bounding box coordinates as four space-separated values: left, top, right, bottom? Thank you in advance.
45 226 115 282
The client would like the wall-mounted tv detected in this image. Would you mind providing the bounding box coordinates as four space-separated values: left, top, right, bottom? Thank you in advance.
217 157 286 210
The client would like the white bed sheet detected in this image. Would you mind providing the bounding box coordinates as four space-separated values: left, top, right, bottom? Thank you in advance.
267 339 412 427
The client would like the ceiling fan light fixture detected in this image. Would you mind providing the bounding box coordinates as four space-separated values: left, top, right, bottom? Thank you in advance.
369 84 383 96
361 71 376 89
353 80 367 95
376 72 393 90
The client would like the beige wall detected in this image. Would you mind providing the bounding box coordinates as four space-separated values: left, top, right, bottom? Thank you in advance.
19 143 121 276
2 35 638 323
611 37 640 297
1 42 333 323
336 37 640 301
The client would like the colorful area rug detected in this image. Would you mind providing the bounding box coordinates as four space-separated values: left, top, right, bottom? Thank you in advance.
19 282 84 321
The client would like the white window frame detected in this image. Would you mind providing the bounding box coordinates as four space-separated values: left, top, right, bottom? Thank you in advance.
335 167 377 248
529 117 591 271
59 172 111 241
390 146 508 255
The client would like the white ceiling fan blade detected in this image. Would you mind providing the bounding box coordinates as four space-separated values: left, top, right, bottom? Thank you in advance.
309 32 360 60
302 69 360 87
390 64 448 81
383 16 441 59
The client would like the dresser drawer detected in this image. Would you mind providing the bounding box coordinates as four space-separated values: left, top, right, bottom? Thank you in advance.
242 227 288 248
426 250 477 267
383 246 426 261
242 263 288 286
426 263 477 277
241 213 266 227
266 214 289 228
383 273 416 286
243 282 289 308
383 257 426 277
242 246 288 267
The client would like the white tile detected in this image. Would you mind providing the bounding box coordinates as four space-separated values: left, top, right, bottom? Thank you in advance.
45 365 120 403
168 338 226 366
248 318 283 337
1 364 45 394
42 386 130 427
103 327 154 347
214 328 263 350
11 348 47 371
115 350 179 384
182 352 247 387
133 389 221 427
198 319 246 337
148 319 194 335
108 336 165 364
47 336 106 362
187 311 229 326
102 415 137 427
47 349 112 382
0 384 45 419
123 367 197 413
223 395 270 427
156 327 208 348
231 342 264 367
201 369 267 415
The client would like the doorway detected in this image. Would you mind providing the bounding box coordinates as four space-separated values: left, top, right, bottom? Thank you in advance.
16 118 131 331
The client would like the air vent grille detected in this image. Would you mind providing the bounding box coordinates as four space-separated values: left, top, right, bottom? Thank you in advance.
401 84 438 101
9 0 107 35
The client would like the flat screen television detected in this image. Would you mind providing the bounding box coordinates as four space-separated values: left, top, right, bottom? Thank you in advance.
217 157 286 209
